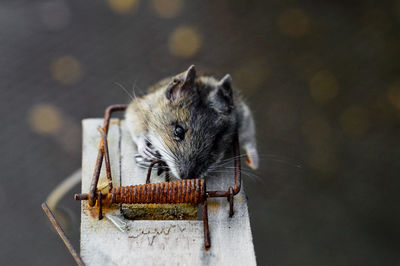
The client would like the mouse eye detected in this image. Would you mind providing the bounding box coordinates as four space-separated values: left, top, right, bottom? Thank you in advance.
173 125 185 141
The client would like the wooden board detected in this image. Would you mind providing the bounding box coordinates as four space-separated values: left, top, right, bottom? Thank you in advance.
80 119 257 266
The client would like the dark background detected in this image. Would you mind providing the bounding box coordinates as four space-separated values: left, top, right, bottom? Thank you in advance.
1 0 400 265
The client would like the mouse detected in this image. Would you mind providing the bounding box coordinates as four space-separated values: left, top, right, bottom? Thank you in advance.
125 65 258 179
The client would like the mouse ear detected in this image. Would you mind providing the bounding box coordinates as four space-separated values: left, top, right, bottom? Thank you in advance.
182 65 196 90
210 74 234 113
166 65 197 102
218 74 232 92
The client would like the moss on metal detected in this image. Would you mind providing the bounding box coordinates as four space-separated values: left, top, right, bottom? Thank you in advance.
121 203 198 220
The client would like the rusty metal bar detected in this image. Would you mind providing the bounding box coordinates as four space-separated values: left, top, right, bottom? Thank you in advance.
233 133 241 195
88 147 103 207
42 203 85 266
74 193 88 200
202 199 210 249
88 104 127 206
98 191 103 220
146 160 163 184
228 186 234 217
97 126 113 190
206 190 229 197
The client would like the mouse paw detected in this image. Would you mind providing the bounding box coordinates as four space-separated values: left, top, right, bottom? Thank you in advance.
135 140 163 170
244 144 259 170
134 155 165 176
137 139 161 161
143 146 161 160
134 154 152 168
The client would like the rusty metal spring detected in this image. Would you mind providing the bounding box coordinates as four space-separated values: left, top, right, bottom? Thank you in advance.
110 179 205 204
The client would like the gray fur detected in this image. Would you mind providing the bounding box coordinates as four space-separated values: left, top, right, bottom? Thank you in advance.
126 66 259 179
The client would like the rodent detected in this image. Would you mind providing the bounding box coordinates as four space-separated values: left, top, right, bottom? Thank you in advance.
125 65 259 179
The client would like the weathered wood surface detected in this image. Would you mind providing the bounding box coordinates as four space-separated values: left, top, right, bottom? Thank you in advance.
80 119 257 266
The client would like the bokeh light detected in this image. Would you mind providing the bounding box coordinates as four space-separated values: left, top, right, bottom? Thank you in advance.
50 56 82 85
107 0 140 15
277 8 310 38
340 106 370 136
168 26 202 58
150 0 182 18
28 104 63 135
28 104 80 154
309 70 339 104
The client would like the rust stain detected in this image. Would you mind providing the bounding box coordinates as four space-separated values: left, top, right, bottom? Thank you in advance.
207 201 220 213
236 195 244 203
86 202 117 219
97 180 110 194
109 120 120 126
87 206 98 219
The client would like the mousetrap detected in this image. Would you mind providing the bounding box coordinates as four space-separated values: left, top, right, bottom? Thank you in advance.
75 104 242 249
43 105 256 266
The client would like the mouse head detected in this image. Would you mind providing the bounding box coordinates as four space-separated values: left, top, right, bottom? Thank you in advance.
147 65 237 179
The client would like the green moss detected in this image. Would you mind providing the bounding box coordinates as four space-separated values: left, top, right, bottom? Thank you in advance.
121 203 198 220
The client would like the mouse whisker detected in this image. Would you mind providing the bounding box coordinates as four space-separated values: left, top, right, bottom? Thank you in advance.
114 82 135 101
208 168 262 182
217 154 248 163
142 135 176 162
207 170 262 182
223 157 302 168
216 153 303 169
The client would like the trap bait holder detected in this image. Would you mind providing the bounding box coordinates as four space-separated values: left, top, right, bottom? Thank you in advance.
42 104 242 263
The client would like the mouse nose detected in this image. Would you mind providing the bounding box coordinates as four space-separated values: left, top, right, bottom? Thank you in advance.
179 171 189 179
178 169 186 179
179 169 197 179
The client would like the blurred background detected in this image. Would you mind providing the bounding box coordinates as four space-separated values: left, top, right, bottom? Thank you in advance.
1 0 400 265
